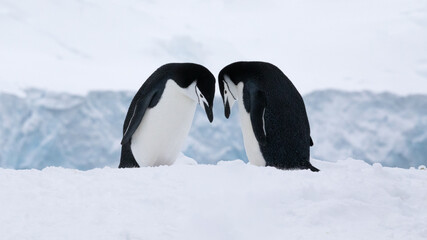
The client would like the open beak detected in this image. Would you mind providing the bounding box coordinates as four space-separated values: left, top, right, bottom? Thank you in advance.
204 102 213 123
224 99 230 119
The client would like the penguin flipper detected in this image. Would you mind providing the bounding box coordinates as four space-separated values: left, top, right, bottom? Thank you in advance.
121 91 157 145
249 89 267 146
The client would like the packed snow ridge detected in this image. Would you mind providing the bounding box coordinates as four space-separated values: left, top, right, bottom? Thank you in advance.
0 89 426 169
0 159 426 240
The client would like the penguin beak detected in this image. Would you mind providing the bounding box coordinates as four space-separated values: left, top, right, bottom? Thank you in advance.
224 99 230 119
204 102 213 123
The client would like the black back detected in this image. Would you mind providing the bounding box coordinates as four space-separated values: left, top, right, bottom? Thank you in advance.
119 63 215 168
219 61 318 171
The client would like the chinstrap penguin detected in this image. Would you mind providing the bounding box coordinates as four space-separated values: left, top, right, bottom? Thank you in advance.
218 61 318 171
119 63 215 168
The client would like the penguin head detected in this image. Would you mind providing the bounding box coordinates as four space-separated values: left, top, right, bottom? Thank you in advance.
218 64 242 119
194 78 215 122
219 75 238 119
172 63 215 122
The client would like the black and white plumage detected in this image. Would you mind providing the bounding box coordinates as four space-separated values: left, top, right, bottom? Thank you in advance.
119 63 215 168
218 61 318 171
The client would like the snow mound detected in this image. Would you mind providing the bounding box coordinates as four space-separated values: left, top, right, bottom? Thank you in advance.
0 159 426 239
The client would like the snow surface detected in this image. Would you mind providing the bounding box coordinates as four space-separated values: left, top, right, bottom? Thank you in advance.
1 89 426 169
1 0 427 95
0 158 426 240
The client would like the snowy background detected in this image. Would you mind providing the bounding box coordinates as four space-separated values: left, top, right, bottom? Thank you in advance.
1 0 427 96
1 89 426 169
0 0 426 170
1 0 427 239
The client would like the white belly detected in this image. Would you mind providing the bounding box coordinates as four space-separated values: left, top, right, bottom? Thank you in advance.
131 81 196 167
237 83 266 167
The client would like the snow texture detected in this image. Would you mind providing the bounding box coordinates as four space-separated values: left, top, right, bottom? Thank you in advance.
0 158 426 240
0 89 426 169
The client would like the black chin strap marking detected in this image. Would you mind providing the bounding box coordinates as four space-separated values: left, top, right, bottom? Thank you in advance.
224 80 236 100
194 84 200 105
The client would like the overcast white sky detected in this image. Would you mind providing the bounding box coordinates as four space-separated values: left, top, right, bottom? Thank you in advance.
1 0 426 95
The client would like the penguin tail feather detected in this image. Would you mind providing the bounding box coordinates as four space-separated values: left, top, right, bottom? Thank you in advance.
308 164 319 172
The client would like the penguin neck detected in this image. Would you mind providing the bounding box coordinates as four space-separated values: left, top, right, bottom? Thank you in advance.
236 82 247 117
236 82 245 99
168 79 198 102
